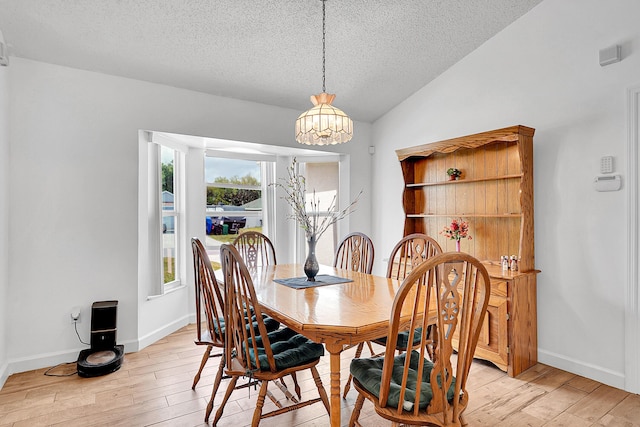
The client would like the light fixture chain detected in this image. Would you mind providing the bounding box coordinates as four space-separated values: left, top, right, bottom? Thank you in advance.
295 0 352 145
322 0 326 93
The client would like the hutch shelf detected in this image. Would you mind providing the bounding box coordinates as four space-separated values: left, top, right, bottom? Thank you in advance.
396 125 539 377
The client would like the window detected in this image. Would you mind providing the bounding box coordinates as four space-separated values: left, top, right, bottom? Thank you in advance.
140 132 346 293
204 153 275 266
161 145 179 285
301 161 340 266
141 132 185 296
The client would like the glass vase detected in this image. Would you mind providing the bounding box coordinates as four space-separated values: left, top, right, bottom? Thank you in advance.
455 240 461 252
304 234 320 281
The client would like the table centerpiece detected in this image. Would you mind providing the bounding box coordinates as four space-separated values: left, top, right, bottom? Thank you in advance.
274 158 360 281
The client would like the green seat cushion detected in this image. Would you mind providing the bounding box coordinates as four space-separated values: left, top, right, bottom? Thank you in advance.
350 350 456 410
212 314 279 336
247 328 324 371
373 327 423 350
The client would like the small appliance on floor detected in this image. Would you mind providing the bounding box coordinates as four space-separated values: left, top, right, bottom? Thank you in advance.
77 300 124 378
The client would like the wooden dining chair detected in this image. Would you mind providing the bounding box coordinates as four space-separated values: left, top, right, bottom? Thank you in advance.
209 243 330 425
344 233 443 398
232 230 302 400
348 252 491 426
190 237 226 390
333 232 377 399
348 232 445 399
375 233 444 353
386 233 443 280
333 232 375 274
192 237 279 416
232 230 277 268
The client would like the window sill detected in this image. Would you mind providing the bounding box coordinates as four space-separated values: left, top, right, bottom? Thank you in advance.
147 282 186 300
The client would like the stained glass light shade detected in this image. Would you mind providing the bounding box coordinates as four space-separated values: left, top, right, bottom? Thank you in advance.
295 92 353 145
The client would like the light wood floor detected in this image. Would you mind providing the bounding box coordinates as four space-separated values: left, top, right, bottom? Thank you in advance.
1 324 638 426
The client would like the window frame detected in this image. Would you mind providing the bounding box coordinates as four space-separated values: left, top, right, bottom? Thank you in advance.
149 133 187 295
292 155 351 264
204 149 276 250
160 144 183 291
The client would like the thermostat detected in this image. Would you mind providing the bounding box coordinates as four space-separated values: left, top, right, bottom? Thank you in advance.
594 175 621 192
600 156 614 174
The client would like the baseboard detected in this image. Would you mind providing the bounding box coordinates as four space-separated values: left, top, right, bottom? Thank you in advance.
2 316 190 384
7 346 88 376
538 348 626 390
137 314 190 351
0 360 8 390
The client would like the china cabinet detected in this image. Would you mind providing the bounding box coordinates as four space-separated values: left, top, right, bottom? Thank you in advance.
396 125 539 376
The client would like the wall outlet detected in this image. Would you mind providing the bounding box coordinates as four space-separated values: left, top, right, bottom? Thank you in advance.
70 307 81 323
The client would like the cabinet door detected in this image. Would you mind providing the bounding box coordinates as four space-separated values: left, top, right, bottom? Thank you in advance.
451 279 508 371
472 279 509 371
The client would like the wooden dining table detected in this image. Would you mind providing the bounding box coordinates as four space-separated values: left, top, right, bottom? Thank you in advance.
249 263 403 427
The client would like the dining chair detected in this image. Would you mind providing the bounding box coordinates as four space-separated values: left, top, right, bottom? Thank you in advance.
190 237 226 390
374 233 444 355
333 232 375 274
386 233 443 280
344 233 443 398
333 232 377 399
232 230 302 399
191 237 280 416
232 230 277 268
348 252 491 426
210 243 331 425
339 233 444 402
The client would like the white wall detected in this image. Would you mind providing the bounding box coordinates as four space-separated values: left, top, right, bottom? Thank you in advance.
9 0 635 393
5 57 372 376
372 0 639 389
0 50 9 386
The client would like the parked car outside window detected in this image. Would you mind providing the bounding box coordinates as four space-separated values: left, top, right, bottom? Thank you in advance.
206 205 246 235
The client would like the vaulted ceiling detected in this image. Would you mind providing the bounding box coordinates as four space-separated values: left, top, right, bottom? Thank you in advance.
0 0 542 122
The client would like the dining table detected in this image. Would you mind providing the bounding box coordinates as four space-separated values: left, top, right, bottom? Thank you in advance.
248 263 403 427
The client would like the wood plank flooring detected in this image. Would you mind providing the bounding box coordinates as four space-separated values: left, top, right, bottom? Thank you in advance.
1 324 638 426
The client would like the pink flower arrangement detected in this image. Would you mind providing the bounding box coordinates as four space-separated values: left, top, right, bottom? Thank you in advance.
440 218 472 242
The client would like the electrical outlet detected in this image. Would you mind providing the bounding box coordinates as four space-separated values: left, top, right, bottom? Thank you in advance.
70 307 81 323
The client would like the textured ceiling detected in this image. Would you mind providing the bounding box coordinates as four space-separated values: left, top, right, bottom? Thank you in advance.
0 0 542 123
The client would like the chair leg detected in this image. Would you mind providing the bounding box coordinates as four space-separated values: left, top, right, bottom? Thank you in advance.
274 378 299 403
290 371 301 399
311 366 331 415
348 393 365 427
192 345 213 389
365 340 376 356
207 357 226 411
209 374 238 423
343 342 365 399
252 380 270 426
460 413 468 426
266 388 284 408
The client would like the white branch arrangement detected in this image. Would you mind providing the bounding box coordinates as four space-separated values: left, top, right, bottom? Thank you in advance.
273 158 361 241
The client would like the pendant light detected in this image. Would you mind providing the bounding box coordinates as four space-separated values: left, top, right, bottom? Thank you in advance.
295 0 353 145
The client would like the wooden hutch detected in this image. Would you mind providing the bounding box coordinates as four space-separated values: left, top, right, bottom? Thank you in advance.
395 125 539 377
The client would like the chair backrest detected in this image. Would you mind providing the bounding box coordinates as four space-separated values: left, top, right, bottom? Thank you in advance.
386 233 442 280
191 237 226 347
232 231 277 268
333 232 375 274
220 243 276 373
380 252 490 421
